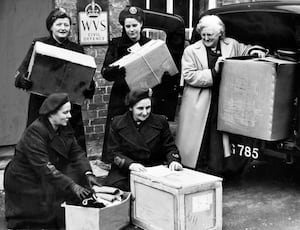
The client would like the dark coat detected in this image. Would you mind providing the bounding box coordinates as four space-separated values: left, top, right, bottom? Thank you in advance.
4 116 92 229
101 32 151 161
16 36 95 151
104 112 181 191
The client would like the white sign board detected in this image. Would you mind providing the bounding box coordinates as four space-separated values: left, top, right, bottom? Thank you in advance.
78 11 108 45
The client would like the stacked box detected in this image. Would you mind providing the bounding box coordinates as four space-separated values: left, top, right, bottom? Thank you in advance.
63 192 131 230
218 57 297 141
112 39 178 90
130 166 222 230
28 41 96 105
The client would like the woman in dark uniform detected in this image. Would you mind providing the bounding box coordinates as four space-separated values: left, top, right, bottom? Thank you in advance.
4 93 100 229
104 88 182 191
14 7 95 151
101 6 151 162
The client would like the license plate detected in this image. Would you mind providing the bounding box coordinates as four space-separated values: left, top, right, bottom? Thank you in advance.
231 143 259 159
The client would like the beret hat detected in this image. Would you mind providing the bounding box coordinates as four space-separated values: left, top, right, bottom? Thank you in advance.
125 88 152 107
119 6 144 25
46 7 71 31
39 93 70 115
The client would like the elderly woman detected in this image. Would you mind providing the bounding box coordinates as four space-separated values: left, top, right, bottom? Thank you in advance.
104 88 182 191
4 93 100 229
176 15 267 175
101 6 151 162
14 7 95 151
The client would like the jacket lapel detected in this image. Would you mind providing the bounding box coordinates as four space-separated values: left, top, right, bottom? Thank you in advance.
43 118 71 159
139 115 162 144
117 113 150 152
193 41 209 69
220 38 234 58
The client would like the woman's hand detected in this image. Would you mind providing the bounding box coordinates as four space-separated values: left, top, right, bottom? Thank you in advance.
169 161 183 171
249 49 267 58
214 56 225 73
70 183 91 200
129 163 147 172
86 173 102 189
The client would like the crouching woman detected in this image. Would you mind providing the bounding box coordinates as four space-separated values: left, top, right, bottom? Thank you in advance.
4 93 99 229
104 88 183 191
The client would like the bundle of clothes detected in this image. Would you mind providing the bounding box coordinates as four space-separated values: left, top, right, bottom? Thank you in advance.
81 186 126 208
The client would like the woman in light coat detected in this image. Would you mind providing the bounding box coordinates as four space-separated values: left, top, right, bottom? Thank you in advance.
176 15 267 175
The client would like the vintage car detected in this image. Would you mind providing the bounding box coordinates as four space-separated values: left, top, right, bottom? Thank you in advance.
191 0 300 169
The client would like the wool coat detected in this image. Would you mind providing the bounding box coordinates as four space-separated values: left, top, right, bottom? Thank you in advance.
4 116 92 229
101 32 151 161
176 38 253 169
16 36 95 151
104 112 181 191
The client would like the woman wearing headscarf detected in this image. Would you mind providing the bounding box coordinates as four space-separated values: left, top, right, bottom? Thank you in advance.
14 7 95 151
104 88 182 191
4 93 100 229
101 6 151 162
176 15 267 175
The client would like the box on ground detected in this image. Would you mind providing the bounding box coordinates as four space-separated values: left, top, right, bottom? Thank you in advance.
63 192 130 230
112 39 178 90
218 57 297 141
28 41 96 105
130 166 222 230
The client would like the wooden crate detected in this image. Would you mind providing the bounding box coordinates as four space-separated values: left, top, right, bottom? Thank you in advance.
130 166 222 230
218 57 296 141
63 192 131 230
28 41 96 105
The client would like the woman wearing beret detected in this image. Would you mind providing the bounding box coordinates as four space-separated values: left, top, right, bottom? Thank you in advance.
104 88 182 191
101 6 152 162
4 93 100 229
14 7 95 151
176 15 267 175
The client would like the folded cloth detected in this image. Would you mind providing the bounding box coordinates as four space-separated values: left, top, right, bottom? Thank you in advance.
95 193 121 202
92 185 122 195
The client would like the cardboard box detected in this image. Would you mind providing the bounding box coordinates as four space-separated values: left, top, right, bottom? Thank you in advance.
130 166 223 230
218 57 297 141
63 192 131 230
112 39 178 90
28 41 96 105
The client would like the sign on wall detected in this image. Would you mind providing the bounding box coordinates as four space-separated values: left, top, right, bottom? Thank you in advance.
78 0 109 45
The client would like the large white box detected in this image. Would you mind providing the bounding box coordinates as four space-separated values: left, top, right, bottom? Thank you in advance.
130 166 223 230
218 57 296 140
28 41 97 105
112 39 178 90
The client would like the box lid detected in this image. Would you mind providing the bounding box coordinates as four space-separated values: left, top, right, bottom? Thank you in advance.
29 41 97 71
131 165 222 189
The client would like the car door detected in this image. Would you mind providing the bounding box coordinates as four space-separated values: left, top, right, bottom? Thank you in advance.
143 10 185 121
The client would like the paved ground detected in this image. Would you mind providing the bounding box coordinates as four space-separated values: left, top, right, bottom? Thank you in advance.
1 144 300 229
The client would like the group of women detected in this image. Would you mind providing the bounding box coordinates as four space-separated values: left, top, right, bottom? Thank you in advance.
4 5 267 230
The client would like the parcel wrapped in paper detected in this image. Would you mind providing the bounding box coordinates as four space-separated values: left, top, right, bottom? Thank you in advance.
27 41 96 105
111 39 178 90
218 56 297 141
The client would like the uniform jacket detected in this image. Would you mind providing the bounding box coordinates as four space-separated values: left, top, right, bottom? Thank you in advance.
4 116 92 228
16 36 95 150
105 111 181 186
101 32 151 161
176 38 253 168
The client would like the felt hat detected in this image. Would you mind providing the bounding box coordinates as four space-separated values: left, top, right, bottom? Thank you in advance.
119 6 144 25
125 88 152 107
39 93 70 115
46 8 71 31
